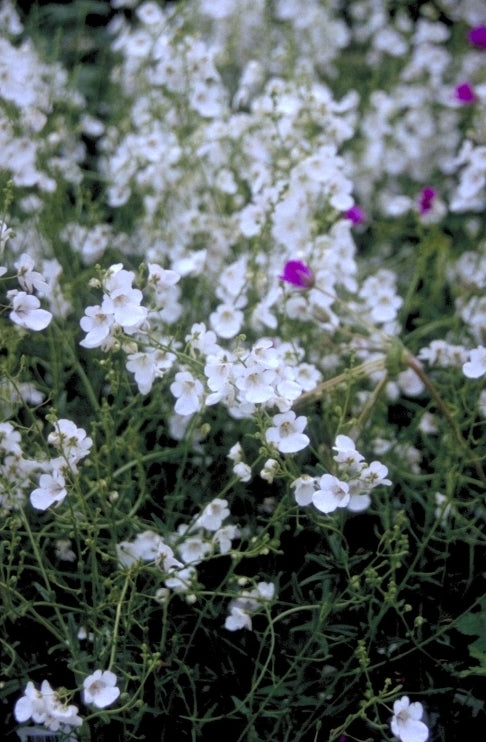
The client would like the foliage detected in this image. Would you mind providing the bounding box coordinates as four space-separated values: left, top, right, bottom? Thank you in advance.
0 1 485 740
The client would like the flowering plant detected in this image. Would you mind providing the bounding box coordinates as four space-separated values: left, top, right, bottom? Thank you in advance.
1 1 485 740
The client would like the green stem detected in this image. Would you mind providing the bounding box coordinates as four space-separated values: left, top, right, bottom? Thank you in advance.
19 511 71 644
108 572 132 670
53 322 101 413
294 356 387 408
405 351 485 481
350 371 390 440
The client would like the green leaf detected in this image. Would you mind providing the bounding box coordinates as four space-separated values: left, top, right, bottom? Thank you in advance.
456 595 486 673
456 597 486 642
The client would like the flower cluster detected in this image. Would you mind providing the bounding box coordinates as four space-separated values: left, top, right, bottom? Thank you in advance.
29 419 92 511
5 251 53 332
14 670 121 735
225 580 276 631
117 497 240 606
3 0 486 739
80 264 148 350
292 435 391 513
14 680 82 734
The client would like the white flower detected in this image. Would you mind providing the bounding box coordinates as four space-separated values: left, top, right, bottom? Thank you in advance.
14 679 82 731
14 681 47 724
239 200 267 237
397 367 425 396
233 461 252 482
359 461 391 490
209 303 244 339
101 286 147 329
212 524 240 554
227 442 244 463
185 322 219 355
265 410 310 454
55 539 76 562
418 412 438 434
390 696 429 742
116 530 182 571
79 304 115 348
224 580 276 631
368 288 403 323
0 422 22 456
83 670 120 709
225 605 252 631
463 346 486 379
418 340 467 368
44 695 82 731
196 498 230 531
234 365 276 404
205 350 236 392
256 581 275 600
360 271 403 323
148 263 180 290
48 418 92 467
77 625 94 641
126 350 158 394
164 565 197 600
170 371 205 415
260 458 279 483
177 533 212 564
15 253 48 293
30 469 68 510
103 264 135 293
332 434 365 473
9 290 52 330
126 348 176 394
346 493 371 512
291 474 317 506
312 474 350 513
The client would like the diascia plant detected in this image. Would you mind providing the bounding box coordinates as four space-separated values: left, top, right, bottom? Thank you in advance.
1 1 485 740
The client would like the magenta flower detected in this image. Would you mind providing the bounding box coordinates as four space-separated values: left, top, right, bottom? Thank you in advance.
454 82 477 104
468 25 486 49
279 260 315 288
418 186 437 215
344 205 366 225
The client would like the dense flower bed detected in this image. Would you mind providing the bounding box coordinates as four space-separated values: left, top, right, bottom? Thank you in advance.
1 1 485 740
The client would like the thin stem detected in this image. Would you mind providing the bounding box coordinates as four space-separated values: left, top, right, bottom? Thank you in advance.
294 356 387 408
405 351 485 481
19 510 71 644
108 573 132 670
54 323 101 413
349 371 390 440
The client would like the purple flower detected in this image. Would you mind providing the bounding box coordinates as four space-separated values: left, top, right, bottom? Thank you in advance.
344 205 366 225
418 186 437 215
454 82 477 104
468 25 486 49
279 260 315 288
